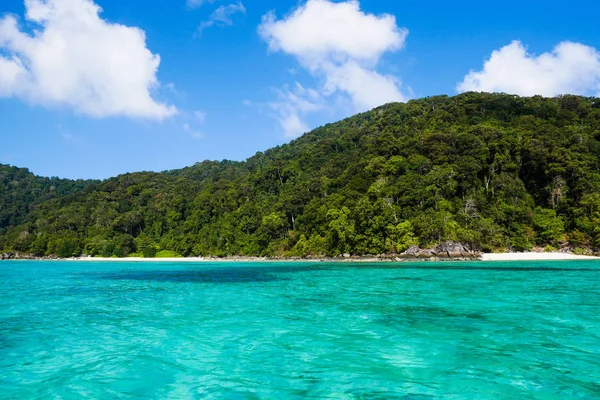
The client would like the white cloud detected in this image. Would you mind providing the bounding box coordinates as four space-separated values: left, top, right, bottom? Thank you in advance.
0 0 176 120
268 82 323 138
280 113 309 139
258 0 408 137
324 60 405 110
187 0 216 9
199 2 246 32
458 41 600 97
259 0 406 69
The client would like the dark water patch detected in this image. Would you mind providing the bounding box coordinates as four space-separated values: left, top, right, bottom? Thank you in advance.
388 277 426 281
0 334 9 350
69 260 600 277
342 390 429 400
377 306 487 326
93 268 290 283
80 263 340 284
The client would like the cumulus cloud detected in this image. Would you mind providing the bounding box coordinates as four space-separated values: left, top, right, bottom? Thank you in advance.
199 2 246 32
258 0 408 137
269 83 323 138
324 60 404 111
458 41 600 97
259 0 406 69
0 0 176 120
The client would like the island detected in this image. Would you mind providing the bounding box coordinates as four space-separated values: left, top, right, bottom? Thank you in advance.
2 93 600 260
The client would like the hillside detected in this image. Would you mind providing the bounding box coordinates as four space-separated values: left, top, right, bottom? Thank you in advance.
0 165 98 230
2 92 600 258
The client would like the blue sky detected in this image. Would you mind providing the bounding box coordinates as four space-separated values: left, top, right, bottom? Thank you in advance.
1 0 599 179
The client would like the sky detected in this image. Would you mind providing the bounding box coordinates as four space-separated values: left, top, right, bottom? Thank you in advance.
1 0 599 179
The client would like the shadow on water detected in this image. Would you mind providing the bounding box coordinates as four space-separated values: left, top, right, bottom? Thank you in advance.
376 306 487 327
80 260 600 284
92 268 290 283
83 264 335 284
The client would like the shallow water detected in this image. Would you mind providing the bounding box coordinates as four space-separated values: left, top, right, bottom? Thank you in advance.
1 260 599 399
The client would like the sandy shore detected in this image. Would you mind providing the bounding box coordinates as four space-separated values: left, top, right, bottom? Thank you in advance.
67 252 600 263
480 252 599 261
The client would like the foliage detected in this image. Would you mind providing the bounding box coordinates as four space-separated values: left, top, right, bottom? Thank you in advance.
155 250 183 258
0 165 97 230
2 93 600 257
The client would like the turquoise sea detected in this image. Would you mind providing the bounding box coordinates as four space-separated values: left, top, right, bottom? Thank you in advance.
1 260 599 399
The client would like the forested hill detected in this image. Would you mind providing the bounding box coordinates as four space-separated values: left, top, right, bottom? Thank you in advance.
2 92 600 258
0 165 98 230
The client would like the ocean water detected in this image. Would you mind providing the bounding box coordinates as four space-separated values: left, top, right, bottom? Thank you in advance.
1 261 599 399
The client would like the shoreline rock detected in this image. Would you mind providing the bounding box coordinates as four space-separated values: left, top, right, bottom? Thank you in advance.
398 242 481 261
1 252 59 261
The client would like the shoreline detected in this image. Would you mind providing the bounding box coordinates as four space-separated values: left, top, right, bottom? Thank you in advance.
50 252 600 262
3 253 599 263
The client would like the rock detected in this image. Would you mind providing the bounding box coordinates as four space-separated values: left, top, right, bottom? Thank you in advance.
402 246 422 256
434 241 469 255
343 253 351 258
398 246 435 259
399 242 481 260
432 241 479 259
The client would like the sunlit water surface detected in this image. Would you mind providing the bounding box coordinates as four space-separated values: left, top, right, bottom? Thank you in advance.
1 260 599 399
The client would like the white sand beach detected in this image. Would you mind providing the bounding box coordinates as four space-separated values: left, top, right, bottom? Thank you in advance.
480 252 599 261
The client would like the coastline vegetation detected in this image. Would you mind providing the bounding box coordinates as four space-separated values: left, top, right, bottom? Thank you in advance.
2 93 600 258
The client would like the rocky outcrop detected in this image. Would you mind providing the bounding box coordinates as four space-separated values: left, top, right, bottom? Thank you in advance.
399 242 481 260
0 252 59 260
